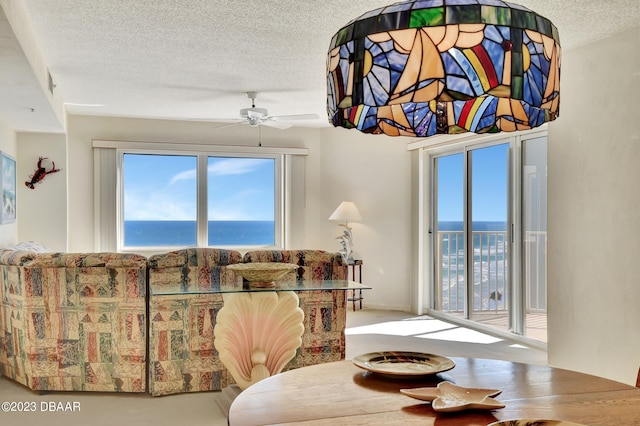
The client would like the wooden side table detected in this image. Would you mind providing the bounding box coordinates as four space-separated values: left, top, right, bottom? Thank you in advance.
348 260 363 311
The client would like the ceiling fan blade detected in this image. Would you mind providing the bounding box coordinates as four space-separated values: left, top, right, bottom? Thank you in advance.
186 117 243 123
211 122 241 130
262 120 292 129
271 113 320 121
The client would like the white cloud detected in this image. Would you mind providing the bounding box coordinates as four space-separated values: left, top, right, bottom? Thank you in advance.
208 158 271 176
170 169 196 184
169 158 270 184
124 188 195 220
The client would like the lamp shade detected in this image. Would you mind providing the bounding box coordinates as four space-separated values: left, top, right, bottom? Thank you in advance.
329 201 363 222
327 0 561 137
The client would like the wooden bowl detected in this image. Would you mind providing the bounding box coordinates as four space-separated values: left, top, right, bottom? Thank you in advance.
227 263 298 288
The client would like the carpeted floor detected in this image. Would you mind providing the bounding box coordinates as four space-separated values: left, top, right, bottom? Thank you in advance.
0 309 547 426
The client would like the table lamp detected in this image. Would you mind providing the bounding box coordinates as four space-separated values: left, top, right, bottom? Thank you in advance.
328 201 362 263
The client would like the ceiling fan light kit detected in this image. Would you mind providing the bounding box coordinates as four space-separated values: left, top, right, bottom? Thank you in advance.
326 0 561 137
241 92 268 125
240 108 269 119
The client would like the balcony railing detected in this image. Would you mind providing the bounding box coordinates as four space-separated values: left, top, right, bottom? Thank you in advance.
435 230 546 315
435 230 508 314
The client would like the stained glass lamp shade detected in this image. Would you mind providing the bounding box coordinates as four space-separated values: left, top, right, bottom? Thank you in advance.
327 0 561 137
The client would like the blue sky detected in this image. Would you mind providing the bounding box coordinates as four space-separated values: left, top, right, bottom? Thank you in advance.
123 154 275 221
123 146 506 224
437 143 508 222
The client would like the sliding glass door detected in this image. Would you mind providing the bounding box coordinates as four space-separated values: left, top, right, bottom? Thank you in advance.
520 135 548 341
430 132 547 342
469 144 510 325
434 143 510 328
434 153 465 314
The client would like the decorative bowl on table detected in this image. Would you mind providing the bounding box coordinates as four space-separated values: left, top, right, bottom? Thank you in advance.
401 381 504 412
352 351 455 379
488 421 587 426
227 263 298 288
488 419 585 426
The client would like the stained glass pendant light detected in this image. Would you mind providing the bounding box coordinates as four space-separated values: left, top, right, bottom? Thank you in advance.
327 0 561 137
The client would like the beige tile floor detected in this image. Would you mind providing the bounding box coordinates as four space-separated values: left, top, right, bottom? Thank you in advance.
0 309 547 426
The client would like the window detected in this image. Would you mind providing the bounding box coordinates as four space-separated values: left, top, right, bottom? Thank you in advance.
119 151 280 251
207 157 276 246
93 140 308 253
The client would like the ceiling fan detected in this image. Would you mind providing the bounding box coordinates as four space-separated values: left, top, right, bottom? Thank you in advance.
216 92 319 129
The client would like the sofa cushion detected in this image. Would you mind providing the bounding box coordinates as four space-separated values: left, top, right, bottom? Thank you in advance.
242 249 348 281
26 252 148 268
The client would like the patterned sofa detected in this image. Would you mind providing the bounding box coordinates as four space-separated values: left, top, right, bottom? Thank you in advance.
147 248 348 396
242 250 348 371
0 250 147 392
147 248 243 396
0 247 348 396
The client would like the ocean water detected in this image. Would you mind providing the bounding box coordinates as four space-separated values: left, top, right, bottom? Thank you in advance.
124 220 275 247
437 221 508 311
124 219 507 311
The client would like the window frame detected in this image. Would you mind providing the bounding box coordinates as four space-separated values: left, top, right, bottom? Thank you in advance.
115 148 283 252
92 140 307 254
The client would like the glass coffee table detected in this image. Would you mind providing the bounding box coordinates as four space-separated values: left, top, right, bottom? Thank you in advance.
151 279 370 390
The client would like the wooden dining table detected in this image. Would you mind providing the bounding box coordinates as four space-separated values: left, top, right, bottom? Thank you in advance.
228 357 640 425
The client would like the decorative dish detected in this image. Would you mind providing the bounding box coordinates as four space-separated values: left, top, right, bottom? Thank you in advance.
488 420 587 426
401 381 504 412
227 262 298 288
352 351 455 378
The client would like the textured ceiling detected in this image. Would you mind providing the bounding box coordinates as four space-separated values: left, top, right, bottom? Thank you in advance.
3 1 640 131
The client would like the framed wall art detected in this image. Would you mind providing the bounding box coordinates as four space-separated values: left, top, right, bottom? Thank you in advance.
1 151 16 224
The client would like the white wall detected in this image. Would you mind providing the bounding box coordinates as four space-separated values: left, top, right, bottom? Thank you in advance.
16 132 66 251
0 115 16 247
320 127 414 311
547 26 640 385
0 0 66 128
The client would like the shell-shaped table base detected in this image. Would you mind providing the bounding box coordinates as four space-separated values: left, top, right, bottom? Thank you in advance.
214 291 305 390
